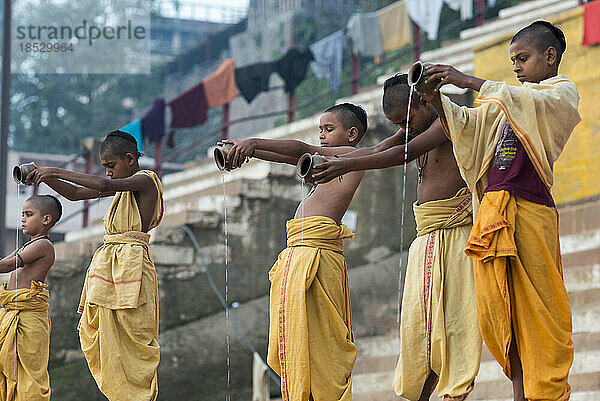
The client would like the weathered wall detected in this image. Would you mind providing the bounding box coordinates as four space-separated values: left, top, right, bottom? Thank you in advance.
473 6 600 205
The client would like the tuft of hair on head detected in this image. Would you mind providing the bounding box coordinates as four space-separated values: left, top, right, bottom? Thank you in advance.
511 20 566 65
382 73 421 116
99 130 142 160
26 194 62 227
324 103 368 143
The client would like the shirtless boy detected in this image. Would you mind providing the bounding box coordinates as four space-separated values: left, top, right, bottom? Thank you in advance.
311 74 482 400
223 103 367 401
0 194 62 400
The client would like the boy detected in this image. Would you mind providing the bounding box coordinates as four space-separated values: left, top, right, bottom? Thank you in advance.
0 194 62 400
27 130 164 401
223 103 367 401
421 21 581 400
312 75 482 400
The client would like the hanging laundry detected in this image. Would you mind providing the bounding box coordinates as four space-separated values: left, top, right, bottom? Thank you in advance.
169 81 208 129
202 59 238 108
376 1 413 52
274 48 314 93
235 62 275 103
346 12 384 57
444 0 473 20
120 120 144 153
309 30 345 91
583 0 600 46
140 97 166 143
406 0 444 40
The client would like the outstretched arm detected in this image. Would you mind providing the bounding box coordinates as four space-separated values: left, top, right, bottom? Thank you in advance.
33 177 113 201
222 139 355 168
251 150 299 165
330 128 407 159
312 119 447 183
424 64 485 92
27 164 154 201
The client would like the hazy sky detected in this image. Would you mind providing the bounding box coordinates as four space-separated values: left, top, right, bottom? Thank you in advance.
158 0 250 23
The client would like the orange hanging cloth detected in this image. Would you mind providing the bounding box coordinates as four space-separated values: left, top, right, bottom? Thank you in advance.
203 59 238 108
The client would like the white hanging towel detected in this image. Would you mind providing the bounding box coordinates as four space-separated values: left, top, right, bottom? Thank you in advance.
309 29 346 91
444 0 473 20
406 0 444 40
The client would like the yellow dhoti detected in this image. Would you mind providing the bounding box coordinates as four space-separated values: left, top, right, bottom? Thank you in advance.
78 170 163 401
394 188 481 400
466 190 572 401
0 281 51 401
267 216 357 401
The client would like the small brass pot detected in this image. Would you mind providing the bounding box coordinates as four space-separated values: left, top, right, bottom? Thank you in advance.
13 163 36 184
214 143 234 171
407 61 437 93
296 153 328 184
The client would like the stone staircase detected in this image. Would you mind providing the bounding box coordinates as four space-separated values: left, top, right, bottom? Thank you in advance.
350 197 600 401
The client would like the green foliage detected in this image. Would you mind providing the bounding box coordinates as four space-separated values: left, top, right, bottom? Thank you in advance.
10 71 164 156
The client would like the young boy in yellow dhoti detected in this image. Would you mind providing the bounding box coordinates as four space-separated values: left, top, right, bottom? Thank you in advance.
223 103 368 401
311 74 482 400
0 194 62 400
423 21 581 400
28 131 164 401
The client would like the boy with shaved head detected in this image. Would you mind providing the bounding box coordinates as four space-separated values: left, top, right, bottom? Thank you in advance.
0 194 62 400
28 130 164 401
421 21 581 400
222 103 368 401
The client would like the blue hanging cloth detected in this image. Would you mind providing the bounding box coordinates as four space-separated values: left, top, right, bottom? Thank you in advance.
121 120 144 153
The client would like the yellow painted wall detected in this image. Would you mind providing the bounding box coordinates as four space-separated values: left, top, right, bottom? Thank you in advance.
473 7 600 205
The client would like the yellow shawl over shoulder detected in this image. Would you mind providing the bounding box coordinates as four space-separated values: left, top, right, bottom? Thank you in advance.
0 281 51 401
78 169 163 401
440 75 581 212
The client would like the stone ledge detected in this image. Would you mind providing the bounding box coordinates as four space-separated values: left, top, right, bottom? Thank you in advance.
150 244 194 266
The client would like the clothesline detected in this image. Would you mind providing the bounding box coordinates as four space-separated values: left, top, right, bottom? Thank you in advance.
123 0 570 163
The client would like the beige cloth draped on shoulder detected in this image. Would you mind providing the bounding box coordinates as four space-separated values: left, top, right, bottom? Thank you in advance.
393 188 481 400
0 281 51 401
78 170 164 401
267 216 357 401
440 76 581 400
440 75 581 213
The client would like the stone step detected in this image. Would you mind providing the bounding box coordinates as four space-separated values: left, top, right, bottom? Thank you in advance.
561 229 600 258
352 389 600 401
354 331 600 373
352 328 600 399
353 349 600 399
559 198 600 236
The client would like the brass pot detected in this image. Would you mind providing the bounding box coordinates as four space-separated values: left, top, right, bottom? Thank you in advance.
407 61 437 93
12 163 36 184
214 143 234 171
296 153 328 184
